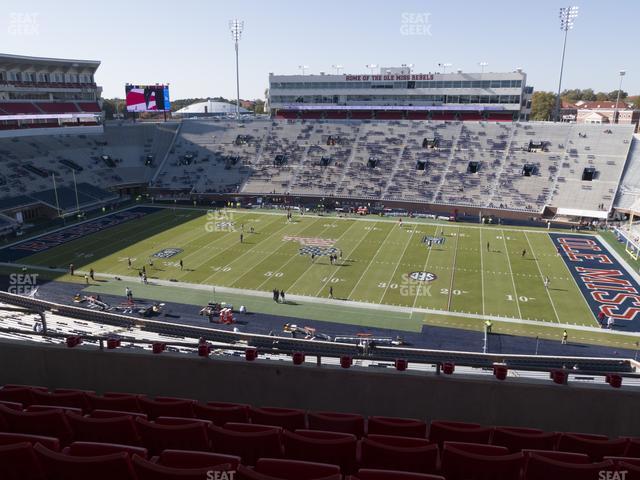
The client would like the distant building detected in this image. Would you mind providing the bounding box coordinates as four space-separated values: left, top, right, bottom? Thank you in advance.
562 100 639 129
173 100 251 117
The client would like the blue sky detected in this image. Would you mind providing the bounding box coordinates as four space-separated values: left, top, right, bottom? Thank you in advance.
2 0 638 100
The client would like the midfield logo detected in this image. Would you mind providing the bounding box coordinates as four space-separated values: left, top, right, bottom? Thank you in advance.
152 248 183 259
283 236 336 247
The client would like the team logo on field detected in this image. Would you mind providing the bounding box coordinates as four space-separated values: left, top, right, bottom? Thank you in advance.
299 246 339 257
152 248 183 259
283 235 336 247
409 271 437 282
422 236 445 246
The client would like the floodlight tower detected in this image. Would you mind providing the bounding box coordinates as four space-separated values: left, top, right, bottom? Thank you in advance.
438 63 452 73
365 64 378 75
478 61 489 74
332 64 344 75
554 6 579 122
229 19 244 119
614 70 626 124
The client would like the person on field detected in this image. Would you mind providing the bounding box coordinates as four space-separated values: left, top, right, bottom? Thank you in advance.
280 290 285 303
179 259 183 271
561 330 568 344
329 286 334 299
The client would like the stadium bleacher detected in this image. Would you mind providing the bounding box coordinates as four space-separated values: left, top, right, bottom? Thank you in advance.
148 119 635 216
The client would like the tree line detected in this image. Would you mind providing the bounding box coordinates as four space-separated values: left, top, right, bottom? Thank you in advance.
531 89 640 121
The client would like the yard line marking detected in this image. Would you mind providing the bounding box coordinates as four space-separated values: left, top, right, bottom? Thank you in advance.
178 213 284 279
479 226 486 316
501 229 522 319
412 225 438 309
447 226 460 312
346 223 397 300
254 219 341 291
314 222 376 297
524 232 560 323
379 224 417 303
285 219 360 293
202 216 318 285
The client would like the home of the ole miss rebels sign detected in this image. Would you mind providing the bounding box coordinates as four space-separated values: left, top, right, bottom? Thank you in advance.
345 73 435 82
550 233 640 326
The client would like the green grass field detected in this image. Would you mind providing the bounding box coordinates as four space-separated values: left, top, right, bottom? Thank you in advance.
13 206 601 329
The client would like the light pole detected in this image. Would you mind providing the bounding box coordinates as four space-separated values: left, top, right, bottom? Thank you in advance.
478 62 489 74
554 6 579 122
332 64 343 75
614 70 626 124
229 19 244 120
438 63 452 73
365 64 378 75
298 65 309 76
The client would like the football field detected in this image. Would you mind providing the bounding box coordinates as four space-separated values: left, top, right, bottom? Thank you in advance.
3 206 605 328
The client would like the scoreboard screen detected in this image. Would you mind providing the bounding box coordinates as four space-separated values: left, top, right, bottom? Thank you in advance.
125 84 171 112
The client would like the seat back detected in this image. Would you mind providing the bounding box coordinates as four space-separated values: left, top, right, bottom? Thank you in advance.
282 429 357 473
135 417 209 455
428 420 492 447
355 470 446 480
524 453 614 480
66 411 140 445
139 397 195 420
87 393 142 413
0 404 73 445
194 402 250 425
33 443 137 480
0 442 45 480
360 435 439 474
209 424 282 466
441 442 524 480
157 449 241 469
558 433 629 461
250 407 307 431
65 441 147 458
132 454 232 480
368 416 427 438
308 411 365 438
255 458 341 479
0 431 61 450
31 390 90 413
492 427 558 452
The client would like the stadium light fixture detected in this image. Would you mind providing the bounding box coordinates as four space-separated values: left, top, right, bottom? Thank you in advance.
229 19 244 119
401 63 414 74
298 65 309 75
554 6 579 122
332 64 344 75
614 70 626 124
438 63 452 73
478 62 489 73
365 64 378 75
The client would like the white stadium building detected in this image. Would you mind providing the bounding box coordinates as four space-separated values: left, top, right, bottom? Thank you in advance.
174 100 251 118
267 66 532 121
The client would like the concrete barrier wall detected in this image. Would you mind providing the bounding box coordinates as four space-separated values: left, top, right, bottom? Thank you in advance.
0 339 638 437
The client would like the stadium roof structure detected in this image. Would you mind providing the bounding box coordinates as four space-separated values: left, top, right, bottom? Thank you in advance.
174 100 251 116
0 52 100 70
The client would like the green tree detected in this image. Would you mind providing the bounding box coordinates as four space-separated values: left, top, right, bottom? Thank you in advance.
530 91 557 121
607 90 628 102
595 92 608 101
